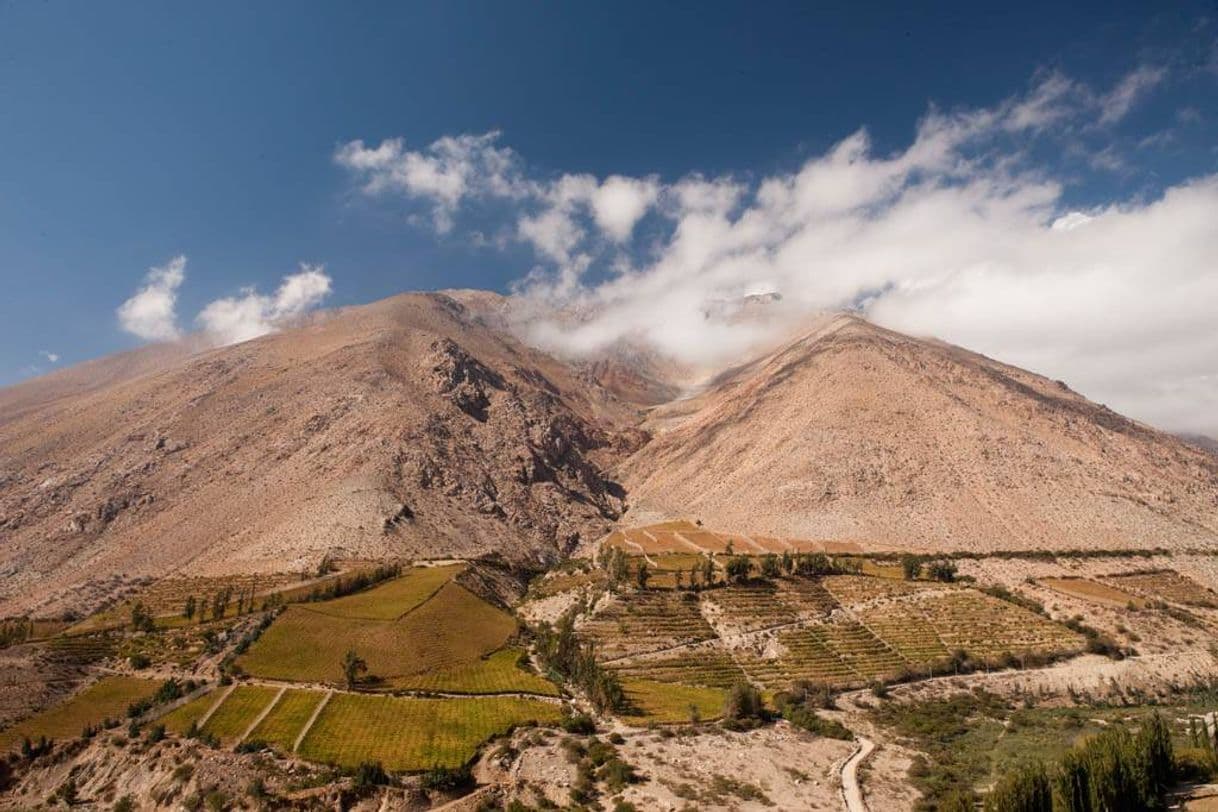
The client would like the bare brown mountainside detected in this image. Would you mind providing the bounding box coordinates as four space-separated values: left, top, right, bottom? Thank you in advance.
0 292 642 617
4 298 1217 617
620 314 1218 553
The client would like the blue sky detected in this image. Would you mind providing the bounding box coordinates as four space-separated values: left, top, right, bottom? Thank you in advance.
1 1 1217 432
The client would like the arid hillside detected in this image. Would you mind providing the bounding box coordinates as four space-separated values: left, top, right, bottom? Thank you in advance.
4 297 1217 617
620 314 1218 552
0 292 643 618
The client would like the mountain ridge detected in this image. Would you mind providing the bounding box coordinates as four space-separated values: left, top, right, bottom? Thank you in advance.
3 291 1215 617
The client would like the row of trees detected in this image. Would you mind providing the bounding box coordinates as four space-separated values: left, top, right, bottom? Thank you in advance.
534 611 624 712
900 554 958 582
975 714 1174 811
600 545 858 592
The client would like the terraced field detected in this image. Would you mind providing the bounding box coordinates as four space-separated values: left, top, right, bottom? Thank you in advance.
248 689 325 751
66 572 311 634
702 583 798 632
578 591 716 660
911 591 1083 658
202 685 281 743
609 649 746 689
823 574 936 606
237 567 550 693
156 682 561 771
1039 577 1143 608
855 603 949 663
159 690 220 735
298 693 561 770
1105 570 1218 608
0 677 158 750
580 564 1085 695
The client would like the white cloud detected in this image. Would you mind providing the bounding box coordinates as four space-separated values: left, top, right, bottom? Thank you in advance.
117 255 186 341
589 175 660 241
339 63 1218 435
1098 65 1167 125
39 350 59 364
335 132 524 233
196 264 332 345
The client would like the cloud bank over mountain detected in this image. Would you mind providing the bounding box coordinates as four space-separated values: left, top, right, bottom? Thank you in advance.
336 66 1218 436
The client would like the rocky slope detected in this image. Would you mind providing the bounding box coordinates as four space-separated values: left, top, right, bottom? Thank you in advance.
4 296 1217 616
619 314 1218 552
0 292 643 618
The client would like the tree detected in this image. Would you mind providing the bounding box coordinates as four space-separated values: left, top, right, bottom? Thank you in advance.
702 557 716 587
130 602 156 633
900 555 922 580
636 563 651 590
723 682 764 722
674 569 685 590
183 595 196 620
688 562 701 590
926 560 958 582
780 551 794 575
725 556 753 583
212 591 226 620
725 540 735 556
760 554 781 579
983 762 1051 812
343 649 368 690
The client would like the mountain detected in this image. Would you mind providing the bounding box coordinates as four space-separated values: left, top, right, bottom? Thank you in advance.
4 296 1217 617
0 292 641 618
620 314 1218 552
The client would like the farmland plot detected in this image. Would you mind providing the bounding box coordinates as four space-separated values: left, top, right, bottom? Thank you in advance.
201 685 280 742
1105 570 1218 608
912 591 1083 658
0 677 157 750
1039 577 1142 608
248 689 325 751
620 679 726 724
298 694 561 771
237 574 529 691
159 690 220 735
578 591 716 660
609 648 746 689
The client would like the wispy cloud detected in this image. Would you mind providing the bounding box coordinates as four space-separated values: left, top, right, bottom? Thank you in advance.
39 350 59 364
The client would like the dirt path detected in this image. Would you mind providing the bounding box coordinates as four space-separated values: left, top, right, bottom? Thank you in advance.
840 736 875 812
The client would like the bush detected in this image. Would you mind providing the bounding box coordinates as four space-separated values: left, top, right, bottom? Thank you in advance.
129 654 151 669
420 764 472 792
723 682 764 723
561 713 597 735
783 705 852 740
352 760 389 788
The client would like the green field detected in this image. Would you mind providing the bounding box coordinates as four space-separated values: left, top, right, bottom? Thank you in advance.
305 565 461 620
159 690 220 735
0 677 158 750
394 648 559 696
201 685 280 742
620 678 726 725
298 693 562 770
248 689 325 751
237 572 527 690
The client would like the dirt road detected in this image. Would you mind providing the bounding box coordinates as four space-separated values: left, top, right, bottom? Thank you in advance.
840 737 875 812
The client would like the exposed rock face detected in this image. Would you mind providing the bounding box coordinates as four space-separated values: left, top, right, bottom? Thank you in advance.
0 293 635 618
